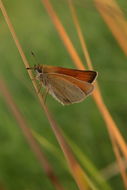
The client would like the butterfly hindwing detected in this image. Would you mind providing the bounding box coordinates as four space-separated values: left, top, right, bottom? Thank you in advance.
46 73 94 105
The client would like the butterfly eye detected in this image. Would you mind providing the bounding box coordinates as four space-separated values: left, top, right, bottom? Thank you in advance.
37 68 42 73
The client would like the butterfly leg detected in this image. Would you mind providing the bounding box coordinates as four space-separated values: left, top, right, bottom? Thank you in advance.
43 87 49 104
31 77 36 81
37 81 43 94
30 74 37 81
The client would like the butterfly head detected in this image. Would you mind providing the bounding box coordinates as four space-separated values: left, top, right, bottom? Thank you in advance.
27 64 43 74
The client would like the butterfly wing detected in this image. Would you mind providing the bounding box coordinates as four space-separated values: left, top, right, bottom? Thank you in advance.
43 65 97 83
46 73 94 105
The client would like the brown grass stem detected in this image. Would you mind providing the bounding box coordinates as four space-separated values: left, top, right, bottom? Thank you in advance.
0 79 65 190
68 1 127 187
112 139 127 189
0 1 94 189
68 0 93 70
94 0 127 56
41 0 85 70
41 0 127 163
101 158 127 180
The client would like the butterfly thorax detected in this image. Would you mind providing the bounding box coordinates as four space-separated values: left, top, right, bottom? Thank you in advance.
35 67 48 86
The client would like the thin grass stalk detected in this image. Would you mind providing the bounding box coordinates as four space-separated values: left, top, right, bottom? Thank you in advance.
101 102 127 188
105 123 127 189
32 130 66 165
63 134 112 190
94 90 127 189
36 105 96 190
0 79 65 190
112 139 127 189
68 1 127 187
41 0 84 70
0 1 95 189
18 74 127 187
23 77 110 190
93 88 127 160
40 0 127 162
68 0 93 70
33 129 112 190
101 158 127 180
93 0 127 56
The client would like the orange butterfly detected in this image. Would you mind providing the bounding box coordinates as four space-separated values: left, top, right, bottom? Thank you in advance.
27 65 97 105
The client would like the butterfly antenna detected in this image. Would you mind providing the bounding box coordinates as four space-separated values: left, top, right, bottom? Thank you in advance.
31 51 40 66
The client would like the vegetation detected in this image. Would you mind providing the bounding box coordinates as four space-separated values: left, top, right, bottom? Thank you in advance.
0 0 127 190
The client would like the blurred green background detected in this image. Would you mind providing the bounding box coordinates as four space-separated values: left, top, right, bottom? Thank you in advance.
0 0 127 189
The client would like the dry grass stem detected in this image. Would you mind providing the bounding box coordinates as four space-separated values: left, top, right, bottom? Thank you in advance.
68 1 127 187
105 121 127 189
41 0 84 70
41 0 127 163
101 158 127 180
0 79 65 190
93 89 127 160
68 0 93 70
94 0 127 56
112 139 127 189
0 1 93 189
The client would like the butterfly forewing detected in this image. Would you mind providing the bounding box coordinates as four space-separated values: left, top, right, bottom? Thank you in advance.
46 73 94 105
43 65 97 83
